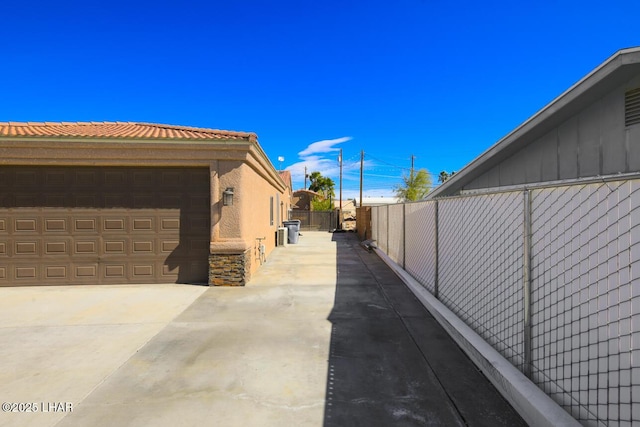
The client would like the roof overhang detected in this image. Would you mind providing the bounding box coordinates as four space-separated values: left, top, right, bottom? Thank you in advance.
428 47 640 199
0 123 287 193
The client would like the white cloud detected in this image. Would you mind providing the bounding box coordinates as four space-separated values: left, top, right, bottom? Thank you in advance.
297 137 352 157
287 136 354 189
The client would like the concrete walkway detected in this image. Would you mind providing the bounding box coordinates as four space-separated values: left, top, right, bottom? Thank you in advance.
0 231 526 427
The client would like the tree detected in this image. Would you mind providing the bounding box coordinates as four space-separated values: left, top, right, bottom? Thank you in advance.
308 171 335 197
438 170 456 184
311 197 333 211
394 169 432 202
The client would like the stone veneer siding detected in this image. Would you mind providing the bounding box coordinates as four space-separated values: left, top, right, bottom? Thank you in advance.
208 249 252 286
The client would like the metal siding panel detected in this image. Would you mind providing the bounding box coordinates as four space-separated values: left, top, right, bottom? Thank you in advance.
538 129 559 182
558 116 579 179
577 102 601 177
628 124 640 172
499 149 528 186
601 90 627 174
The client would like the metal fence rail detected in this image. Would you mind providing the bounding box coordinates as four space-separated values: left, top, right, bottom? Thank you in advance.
290 210 337 231
370 179 640 427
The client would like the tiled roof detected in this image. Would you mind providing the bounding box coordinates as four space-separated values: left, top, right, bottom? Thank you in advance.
278 170 292 189
0 121 257 142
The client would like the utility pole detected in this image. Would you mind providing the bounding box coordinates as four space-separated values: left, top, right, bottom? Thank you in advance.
304 166 307 189
411 154 415 178
359 150 364 208
339 148 343 230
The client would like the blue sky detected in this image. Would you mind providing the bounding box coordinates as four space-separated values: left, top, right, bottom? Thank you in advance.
2 1 639 198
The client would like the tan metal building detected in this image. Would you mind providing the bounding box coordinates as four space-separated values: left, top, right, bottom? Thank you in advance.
0 122 290 286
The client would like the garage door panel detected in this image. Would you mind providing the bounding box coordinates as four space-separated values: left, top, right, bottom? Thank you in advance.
74 264 98 279
161 240 180 253
102 217 127 233
14 217 39 233
75 170 99 186
133 194 156 208
132 239 154 254
105 170 127 186
74 217 99 233
45 218 69 232
132 170 155 187
103 264 126 281
132 263 154 279
160 217 180 231
188 238 210 255
44 239 70 256
104 239 127 255
15 265 39 280
0 166 210 286
132 217 155 232
104 194 130 207
74 239 99 255
161 170 186 186
74 194 101 207
15 170 39 186
160 196 182 209
44 170 70 186
44 193 71 207
15 239 40 256
44 265 69 280
189 195 210 211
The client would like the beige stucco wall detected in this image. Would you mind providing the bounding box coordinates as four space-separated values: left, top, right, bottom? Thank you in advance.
0 134 290 285
209 147 290 281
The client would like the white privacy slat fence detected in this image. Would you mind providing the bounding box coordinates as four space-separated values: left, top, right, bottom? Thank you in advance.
371 179 640 427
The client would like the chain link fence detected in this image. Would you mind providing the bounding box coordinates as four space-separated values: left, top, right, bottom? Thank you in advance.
290 210 337 231
370 178 640 427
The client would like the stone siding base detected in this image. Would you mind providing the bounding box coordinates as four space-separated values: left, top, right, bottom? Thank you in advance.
208 249 252 286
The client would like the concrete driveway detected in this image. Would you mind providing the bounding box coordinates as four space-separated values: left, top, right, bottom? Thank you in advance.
0 232 525 427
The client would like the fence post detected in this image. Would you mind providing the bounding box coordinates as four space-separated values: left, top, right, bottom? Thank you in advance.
386 205 390 254
523 190 532 378
434 200 439 300
402 203 406 269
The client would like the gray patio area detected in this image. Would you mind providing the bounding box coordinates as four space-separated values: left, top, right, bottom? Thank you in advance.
0 231 526 427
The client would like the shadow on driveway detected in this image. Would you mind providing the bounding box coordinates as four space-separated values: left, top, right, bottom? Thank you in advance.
323 232 527 427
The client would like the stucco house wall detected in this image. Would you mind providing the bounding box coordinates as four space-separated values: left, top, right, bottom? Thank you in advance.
0 122 289 287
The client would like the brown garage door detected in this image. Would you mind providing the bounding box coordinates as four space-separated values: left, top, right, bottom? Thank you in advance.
0 166 210 286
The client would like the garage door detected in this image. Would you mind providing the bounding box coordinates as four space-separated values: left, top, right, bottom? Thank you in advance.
0 166 210 286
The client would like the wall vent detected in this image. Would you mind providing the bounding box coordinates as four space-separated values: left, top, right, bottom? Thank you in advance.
626 87 640 127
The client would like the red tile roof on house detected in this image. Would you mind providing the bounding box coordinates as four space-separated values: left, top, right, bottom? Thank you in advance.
0 121 257 142
278 170 292 189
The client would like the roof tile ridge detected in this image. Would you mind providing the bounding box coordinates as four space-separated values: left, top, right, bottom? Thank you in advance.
134 122 255 136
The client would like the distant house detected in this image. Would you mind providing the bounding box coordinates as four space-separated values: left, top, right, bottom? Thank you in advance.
0 122 290 287
355 196 401 206
292 189 323 210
